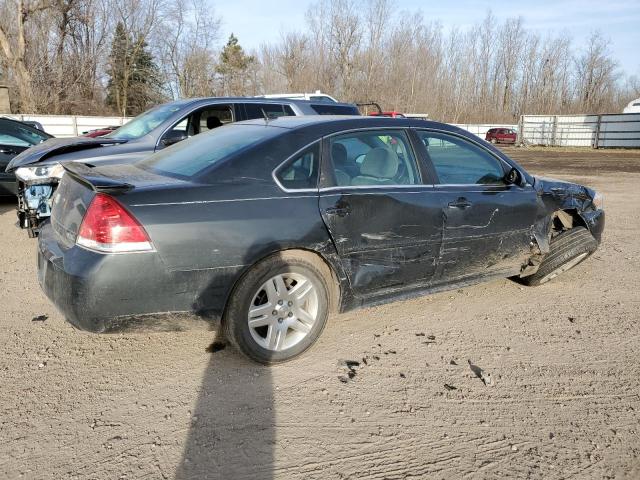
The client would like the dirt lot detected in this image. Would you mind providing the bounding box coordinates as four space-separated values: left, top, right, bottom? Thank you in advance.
1 147 639 479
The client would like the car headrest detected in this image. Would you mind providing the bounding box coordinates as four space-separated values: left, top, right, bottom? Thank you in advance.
331 143 348 167
360 147 399 178
206 116 222 129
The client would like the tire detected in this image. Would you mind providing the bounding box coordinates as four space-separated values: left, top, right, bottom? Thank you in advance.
522 226 597 286
223 251 333 364
490 138 498 144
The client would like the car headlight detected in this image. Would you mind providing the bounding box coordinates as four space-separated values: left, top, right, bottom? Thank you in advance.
14 163 65 184
592 191 604 210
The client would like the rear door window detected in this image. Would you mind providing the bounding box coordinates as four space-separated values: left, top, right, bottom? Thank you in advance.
327 130 420 187
244 103 295 120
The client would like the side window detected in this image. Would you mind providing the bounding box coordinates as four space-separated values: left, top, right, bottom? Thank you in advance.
198 105 233 132
417 131 506 185
245 103 294 120
160 105 234 147
327 130 420 187
275 143 320 190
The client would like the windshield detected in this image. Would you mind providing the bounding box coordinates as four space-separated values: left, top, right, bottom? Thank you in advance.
105 103 184 140
137 124 283 178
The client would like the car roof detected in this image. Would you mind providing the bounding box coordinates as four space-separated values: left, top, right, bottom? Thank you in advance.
235 115 464 136
166 97 357 108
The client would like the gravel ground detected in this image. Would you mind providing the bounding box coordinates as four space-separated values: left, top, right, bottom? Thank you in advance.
1 147 639 479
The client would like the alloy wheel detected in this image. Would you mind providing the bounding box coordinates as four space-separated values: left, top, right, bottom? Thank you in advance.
247 273 319 351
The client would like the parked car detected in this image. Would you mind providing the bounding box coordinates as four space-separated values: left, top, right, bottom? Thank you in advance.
38 116 604 364
82 126 119 138
6 97 360 236
0 117 52 197
485 128 517 144
623 98 640 114
368 111 406 118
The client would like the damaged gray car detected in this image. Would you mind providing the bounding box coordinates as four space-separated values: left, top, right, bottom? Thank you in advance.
37 116 604 364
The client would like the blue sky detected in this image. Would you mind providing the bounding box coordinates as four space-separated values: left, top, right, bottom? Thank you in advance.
217 0 640 77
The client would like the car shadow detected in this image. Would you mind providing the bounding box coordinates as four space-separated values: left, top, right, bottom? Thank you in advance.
174 339 275 480
176 242 284 479
0 196 17 216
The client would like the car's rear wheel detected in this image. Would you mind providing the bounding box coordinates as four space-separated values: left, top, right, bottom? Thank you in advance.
522 226 597 286
223 251 332 364
490 138 498 144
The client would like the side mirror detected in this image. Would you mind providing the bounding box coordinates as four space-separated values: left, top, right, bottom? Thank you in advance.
504 167 524 186
161 130 187 147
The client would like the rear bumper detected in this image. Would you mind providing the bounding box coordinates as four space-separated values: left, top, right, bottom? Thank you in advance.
37 222 243 332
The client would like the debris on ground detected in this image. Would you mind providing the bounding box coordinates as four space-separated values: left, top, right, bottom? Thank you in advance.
205 341 226 353
468 359 493 386
450 359 458 366
444 384 457 391
31 315 48 322
338 359 360 382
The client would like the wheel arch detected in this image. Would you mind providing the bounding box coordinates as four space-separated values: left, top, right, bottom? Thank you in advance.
220 247 345 326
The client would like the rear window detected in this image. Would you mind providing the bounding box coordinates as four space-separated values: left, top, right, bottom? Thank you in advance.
310 104 359 115
137 124 282 178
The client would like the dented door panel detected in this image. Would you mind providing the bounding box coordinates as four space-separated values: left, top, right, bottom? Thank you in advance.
319 188 443 295
432 185 538 281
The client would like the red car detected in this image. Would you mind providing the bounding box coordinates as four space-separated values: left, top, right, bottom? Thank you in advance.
82 126 119 138
485 128 517 144
369 111 406 118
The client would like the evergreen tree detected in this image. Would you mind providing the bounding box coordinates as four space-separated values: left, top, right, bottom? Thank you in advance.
216 34 255 95
106 22 163 116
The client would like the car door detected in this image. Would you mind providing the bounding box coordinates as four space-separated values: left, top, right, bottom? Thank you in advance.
318 128 443 296
415 129 537 283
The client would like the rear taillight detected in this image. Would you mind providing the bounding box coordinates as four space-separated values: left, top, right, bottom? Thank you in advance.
76 193 153 253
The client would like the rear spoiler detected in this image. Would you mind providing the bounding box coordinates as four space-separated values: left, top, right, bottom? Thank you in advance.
62 162 134 194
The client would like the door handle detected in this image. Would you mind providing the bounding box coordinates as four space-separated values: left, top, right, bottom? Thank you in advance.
325 205 351 217
447 198 472 209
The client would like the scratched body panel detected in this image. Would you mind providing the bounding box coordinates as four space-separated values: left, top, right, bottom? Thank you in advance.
319 187 443 294
432 185 538 281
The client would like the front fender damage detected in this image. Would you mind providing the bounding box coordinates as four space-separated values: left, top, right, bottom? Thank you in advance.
520 175 601 277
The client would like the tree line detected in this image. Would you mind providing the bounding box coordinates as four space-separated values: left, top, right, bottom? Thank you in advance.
0 0 638 122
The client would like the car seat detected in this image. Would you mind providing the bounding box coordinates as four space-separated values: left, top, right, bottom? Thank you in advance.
351 147 399 186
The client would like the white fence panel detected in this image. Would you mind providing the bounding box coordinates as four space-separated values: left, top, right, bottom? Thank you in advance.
521 113 640 148
4 114 132 137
